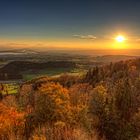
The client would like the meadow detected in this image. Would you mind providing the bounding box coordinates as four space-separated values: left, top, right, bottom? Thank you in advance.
0 83 19 95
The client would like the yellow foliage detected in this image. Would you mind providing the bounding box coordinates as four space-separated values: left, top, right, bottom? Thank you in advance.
34 82 71 123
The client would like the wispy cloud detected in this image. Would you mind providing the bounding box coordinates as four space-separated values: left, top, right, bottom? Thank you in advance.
127 36 140 42
73 34 97 40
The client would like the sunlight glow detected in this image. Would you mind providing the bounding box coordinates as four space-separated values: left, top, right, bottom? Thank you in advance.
115 35 125 43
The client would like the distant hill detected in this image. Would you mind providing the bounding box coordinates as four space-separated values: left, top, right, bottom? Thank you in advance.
0 49 39 55
0 61 76 73
0 61 76 80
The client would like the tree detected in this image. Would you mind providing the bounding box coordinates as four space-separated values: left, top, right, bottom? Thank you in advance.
114 79 134 120
34 82 71 123
89 80 140 140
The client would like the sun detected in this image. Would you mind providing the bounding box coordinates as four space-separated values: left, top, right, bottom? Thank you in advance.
115 35 125 43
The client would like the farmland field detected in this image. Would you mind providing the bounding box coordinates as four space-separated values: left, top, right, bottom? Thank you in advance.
22 67 84 80
0 83 19 95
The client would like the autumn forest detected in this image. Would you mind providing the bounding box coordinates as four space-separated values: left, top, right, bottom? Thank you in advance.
0 58 140 140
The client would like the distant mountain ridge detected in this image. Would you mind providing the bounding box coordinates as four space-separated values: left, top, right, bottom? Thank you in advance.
0 61 76 73
0 49 39 55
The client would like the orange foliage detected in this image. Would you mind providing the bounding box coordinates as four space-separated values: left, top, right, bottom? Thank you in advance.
0 103 25 139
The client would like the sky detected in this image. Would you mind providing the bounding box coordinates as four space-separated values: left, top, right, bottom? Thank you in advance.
0 0 140 50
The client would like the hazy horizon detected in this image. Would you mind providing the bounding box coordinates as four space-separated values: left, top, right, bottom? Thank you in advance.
1 47 140 56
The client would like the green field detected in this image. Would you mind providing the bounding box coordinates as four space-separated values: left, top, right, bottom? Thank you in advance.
0 83 19 95
22 67 84 80
0 67 85 95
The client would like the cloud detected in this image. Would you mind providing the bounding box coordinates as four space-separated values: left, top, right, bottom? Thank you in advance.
73 34 97 40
